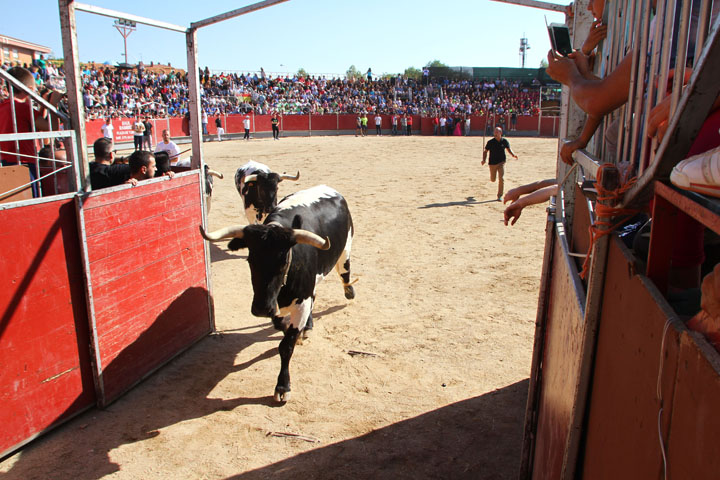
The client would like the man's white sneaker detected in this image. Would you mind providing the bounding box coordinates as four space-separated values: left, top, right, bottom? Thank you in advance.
670 146 720 197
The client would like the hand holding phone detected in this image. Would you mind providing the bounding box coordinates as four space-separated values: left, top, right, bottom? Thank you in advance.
545 16 573 56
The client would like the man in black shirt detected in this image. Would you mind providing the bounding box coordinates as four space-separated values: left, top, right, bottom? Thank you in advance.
482 126 518 201
90 138 132 189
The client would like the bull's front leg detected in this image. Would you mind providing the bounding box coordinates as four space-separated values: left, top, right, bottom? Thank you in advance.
275 326 299 403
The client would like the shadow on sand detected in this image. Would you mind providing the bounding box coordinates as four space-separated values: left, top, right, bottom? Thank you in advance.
1 294 279 480
228 379 529 480
419 196 501 209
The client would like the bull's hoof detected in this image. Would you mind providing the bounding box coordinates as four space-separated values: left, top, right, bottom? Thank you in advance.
344 285 355 300
301 327 312 340
274 387 291 403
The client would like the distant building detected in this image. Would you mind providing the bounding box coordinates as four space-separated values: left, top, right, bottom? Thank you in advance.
0 34 51 68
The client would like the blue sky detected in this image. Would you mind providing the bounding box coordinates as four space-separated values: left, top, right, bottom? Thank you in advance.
5 0 567 76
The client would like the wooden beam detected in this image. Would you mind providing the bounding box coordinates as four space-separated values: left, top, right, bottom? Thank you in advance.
490 0 569 13
191 0 291 30
74 3 186 32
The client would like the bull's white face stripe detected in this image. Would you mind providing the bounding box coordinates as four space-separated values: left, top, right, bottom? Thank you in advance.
276 185 338 211
240 160 271 175
277 297 313 331
245 206 264 225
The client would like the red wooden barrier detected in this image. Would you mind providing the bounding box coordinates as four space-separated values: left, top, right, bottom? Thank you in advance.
0 198 95 457
338 114 357 130
80 173 212 406
310 114 338 131
85 113 559 143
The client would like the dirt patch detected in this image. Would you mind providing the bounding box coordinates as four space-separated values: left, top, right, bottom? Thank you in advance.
0 135 556 479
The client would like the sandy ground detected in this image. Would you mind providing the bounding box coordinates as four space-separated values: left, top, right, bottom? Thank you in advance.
1 134 556 480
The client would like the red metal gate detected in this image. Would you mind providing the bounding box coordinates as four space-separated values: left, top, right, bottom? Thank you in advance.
1 171 213 456
0 196 95 457
78 172 213 406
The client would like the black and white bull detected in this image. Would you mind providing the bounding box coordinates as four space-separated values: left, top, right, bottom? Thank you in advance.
234 160 300 224
200 185 355 402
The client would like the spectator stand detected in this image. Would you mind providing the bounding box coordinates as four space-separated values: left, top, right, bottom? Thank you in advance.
514 0 720 479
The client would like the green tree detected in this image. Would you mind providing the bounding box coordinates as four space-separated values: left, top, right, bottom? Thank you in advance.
539 58 549 69
424 60 469 80
404 67 422 80
297 67 308 78
346 65 363 81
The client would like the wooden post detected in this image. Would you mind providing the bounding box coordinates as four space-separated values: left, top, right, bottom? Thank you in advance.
58 0 89 191
561 165 620 479
185 28 203 170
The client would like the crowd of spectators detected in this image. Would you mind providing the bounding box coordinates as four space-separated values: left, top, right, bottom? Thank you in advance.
3 60 547 120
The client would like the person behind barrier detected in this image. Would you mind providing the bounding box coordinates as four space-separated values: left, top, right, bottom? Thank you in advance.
154 129 180 164
0 66 61 197
89 137 132 189
128 150 174 183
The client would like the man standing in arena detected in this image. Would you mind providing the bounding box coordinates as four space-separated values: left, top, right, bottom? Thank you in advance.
481 127 518 201
132 115 145 151
271 112 280 140
101 117 114 145
242 115 250 140
218 116 226 141
374 113 382 136
142 116 153 151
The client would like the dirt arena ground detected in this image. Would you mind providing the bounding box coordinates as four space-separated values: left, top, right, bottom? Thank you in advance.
1 134 556 479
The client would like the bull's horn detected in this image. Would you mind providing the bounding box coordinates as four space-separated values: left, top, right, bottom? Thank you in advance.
207 169 224 179
243 174 258 183
199 224 246 241
279 171 300 181
293 229 331 250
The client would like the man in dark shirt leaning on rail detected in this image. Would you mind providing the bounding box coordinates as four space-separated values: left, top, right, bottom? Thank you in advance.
482 126 518 201
89 137 134 189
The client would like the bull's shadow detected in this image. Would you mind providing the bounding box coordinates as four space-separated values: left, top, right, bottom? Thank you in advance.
419 196 499 209
227 379 529 480
1 288 278 480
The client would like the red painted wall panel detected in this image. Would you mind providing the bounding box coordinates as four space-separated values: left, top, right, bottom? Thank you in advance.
81 173 212 406
282 115 310 131
311 114 338 131
254 115 271 132
337 114 357 130
85 113 554 141
0 199 95 457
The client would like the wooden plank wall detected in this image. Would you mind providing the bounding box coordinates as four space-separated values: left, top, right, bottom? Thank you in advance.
81 173 212 406
581 237 680 479
0 198 95 457
531 238 585 480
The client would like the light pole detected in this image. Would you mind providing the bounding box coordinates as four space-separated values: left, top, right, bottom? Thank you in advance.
113 18 137 64
519 34 530 68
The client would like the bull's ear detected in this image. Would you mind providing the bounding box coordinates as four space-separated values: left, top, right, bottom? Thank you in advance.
291 214 303 229
228 238 247 251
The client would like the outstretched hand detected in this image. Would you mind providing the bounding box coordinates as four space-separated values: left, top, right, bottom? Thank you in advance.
503 201 524 226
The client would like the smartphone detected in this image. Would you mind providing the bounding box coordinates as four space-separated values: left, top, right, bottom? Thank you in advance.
546 17 573 56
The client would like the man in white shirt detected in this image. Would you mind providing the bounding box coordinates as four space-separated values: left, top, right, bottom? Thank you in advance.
243 115 251 140
154 129 181 164
374 114 382 136
100 117 114 145
132 116 145 151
